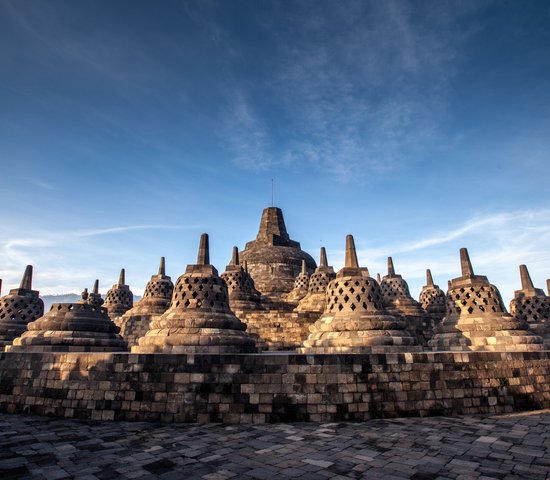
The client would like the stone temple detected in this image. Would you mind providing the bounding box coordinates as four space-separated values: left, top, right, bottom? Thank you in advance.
0 266 44 350
0 206 550 425
240 207 316 302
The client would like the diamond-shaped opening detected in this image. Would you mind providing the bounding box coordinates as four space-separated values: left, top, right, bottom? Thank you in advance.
343 295 349 303
338 304 344 311
467 306 474 314
350 303 356 311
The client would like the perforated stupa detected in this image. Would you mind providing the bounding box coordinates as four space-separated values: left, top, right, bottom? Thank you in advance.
7 289 127 352
419 269 447 325
380 258 433 344
103 269 133 319
240 207 316 301
220 247 263 314
87 279 104 308
134 234 256 353
509 264 550 348
116 257 174 347
296 247 335 314
286 260 310 303
429 249 543 352
0 266 44 350
301 235 417 353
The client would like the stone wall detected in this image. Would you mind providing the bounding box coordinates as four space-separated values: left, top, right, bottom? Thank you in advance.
0 351 549 423
238 310 320 350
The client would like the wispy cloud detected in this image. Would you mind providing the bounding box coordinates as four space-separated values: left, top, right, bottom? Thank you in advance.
74 224 193 238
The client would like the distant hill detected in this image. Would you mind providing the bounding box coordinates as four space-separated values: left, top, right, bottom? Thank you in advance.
41 294 141 312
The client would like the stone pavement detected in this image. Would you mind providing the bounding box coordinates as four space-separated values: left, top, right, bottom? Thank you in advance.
0 411 549 479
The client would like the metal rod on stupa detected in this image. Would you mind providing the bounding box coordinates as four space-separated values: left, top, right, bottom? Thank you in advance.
345 235 359 268
197 233 210 265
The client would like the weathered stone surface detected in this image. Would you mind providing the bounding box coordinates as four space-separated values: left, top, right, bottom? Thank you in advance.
509 264 550 348
220 247 264 314
240 207 316 301
87 279 104 308
380 257 434 345
116 257 174 347
302 235 418 353
286 260 310 304
0 350 549 423
0 266 44 350
7 290 127 352
296 247 336 314
134 234 256 353
429 249 543 352
419 269 447 325
103 269 133 319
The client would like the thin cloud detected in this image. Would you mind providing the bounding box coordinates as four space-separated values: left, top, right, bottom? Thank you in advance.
74 224 193 238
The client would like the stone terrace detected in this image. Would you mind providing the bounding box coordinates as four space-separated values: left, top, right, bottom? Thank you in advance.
0 411 549 479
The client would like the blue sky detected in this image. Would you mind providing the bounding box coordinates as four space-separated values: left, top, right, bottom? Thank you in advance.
1 0 549 303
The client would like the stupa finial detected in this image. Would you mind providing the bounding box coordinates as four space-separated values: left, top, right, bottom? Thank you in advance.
118 269 125 286
388 257 395 276
519 264 535 290
0 279 2 296
243 260 249 273
20 265 33 290
459 248 474 277
345 235 359 269
426 269 434 287
158 257 166 276
547 279 550 296
231 246 239 266
81 288 89 301
197 233 210 265
93 279 99 294
301 259 306 274
377 273 381 284
320 247 328 267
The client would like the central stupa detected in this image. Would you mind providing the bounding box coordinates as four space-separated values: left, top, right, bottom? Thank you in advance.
240 207 316 301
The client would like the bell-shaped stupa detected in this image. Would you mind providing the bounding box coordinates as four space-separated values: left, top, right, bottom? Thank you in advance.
286 260 310 303
509 265 550 348
296 247 336 313
134 234 257 353
103 269 133 319
429 249 543 351
380 258 433 344
240 207 316 301
301 235 417 353
116 257 174 347
7 289 127 352
0 266 44 350
419 269 447 325
220 247 263 314
87 279 104 307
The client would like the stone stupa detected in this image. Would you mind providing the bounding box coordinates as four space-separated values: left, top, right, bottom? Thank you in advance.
419 269 447 326
7 289 127 352
87 279 104 307
134 234 257 353
509 265 550 348
301 235 418 353
116 257 174 347
379 258 433 344
286 260 310 304
296 247 336 314
0 266 44 350
429 249 543 352
103 269 133 319
240 207 316 302
220 247 263 315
